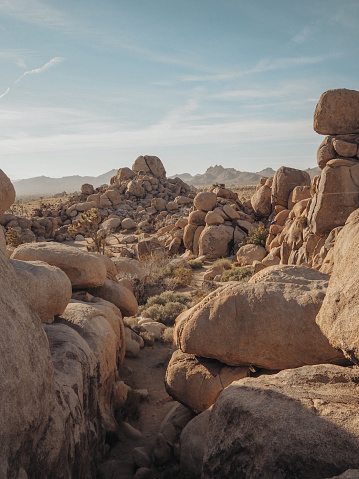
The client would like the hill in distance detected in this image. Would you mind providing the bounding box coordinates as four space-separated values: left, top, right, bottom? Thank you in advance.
170 165 320 186
13 165 320 199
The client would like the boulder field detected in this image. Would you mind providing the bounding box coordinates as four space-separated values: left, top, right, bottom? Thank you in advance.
2 89 359 478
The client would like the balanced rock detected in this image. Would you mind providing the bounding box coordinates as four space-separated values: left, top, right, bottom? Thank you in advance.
11 242 107 288
314 88 359 135
175 267 344 369
202 364 359 479
10 259 72 322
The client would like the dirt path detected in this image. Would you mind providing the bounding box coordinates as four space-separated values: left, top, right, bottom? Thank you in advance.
102 342 180 478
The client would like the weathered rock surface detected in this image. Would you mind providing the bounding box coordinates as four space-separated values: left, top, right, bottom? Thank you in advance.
316 210 359 364
198 225 234 259
271 166 311 208
202 364 359 479
11 242 107 288
132 155 166 178
193 192 217 212
10 259 72 322
251 184 272 216
180 409 211 477
165 349 249 413
0 169 16 214
175 269 344 369
236 243 266 265
308 164 359 235
88 278 139 317
0 248 54 479
314 89 359 135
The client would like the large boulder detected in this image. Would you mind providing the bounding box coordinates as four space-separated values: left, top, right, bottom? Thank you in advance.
10 259 72 322
249 264 330 285
202 364 359 479
0 169 16 214
308 164 359 236
165 349 249 413
0 248 54 478
11 242 107 288
132 155 166 178
316 209 359 364
271 166 311 208
88 278 138 317
175 266 344 369
180 409 211 477
251 184 272 216
198 225 234 259
193 192 217 212
314 89 359 135
236 243 266 265
41 298 125 477
111 167 135 185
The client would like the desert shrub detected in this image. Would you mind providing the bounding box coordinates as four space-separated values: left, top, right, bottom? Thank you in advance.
238 225 268 249
68 208 107 254
139 291 192 325
213 258 232 270
172 264 193 287
187 259 203 269
6 227 22 247
220 266 254 282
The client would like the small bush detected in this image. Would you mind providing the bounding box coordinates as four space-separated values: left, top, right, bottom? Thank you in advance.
139 331 156 347
238 225 268 249
161 327 174 345
172 264 193 287
139 291 192 326
213 258 232 270
220 266 254 282
187 259 203 269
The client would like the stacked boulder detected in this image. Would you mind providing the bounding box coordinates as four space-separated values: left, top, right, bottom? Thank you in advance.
253 89 359 274
1 155 195 257
166 264 345 416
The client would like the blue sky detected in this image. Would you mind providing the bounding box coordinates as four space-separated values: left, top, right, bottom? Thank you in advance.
0 0 358 180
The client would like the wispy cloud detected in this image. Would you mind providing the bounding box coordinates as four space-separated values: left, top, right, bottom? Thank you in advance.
292 25 313 45
0 0 69 30
15 57 65 83
0 87 10 99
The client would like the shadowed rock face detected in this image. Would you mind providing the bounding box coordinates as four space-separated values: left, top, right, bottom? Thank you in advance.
202 364 359 479
0 248 54 478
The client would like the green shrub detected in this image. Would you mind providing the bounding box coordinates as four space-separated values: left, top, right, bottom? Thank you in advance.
172 264 193 287
220 266 254 282
238 225 268 249
213 258 232 270
139 291 192 325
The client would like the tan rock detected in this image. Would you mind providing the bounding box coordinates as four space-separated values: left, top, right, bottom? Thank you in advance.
180 409 210 478
111 257 145 280
274 209 290 226
111 167 135 185
205 211 224 225
81 183 94 195
121 217 136 230
333 139 358 157
202 364 359 479
317 136 336 169
236 244 266 265
222 204 240 220
193 192 217 212
165 349 249 413
183 224 198 250
10 259 72 322
175 274 344 369
11 242 107 288
104 188 122 206
192 225 204 255
314 88 359 135
289 185 311 205
0 248 54 478
168 236 182 255
0 169 15 215
132 155 166 178
101 217 121 232
316 210 359 363
74 201 98 212
203 265 224 280
127 180 145 197
249 264 329 286
198 225 234 259
188 210 207 226
292 198 310 218
151 198 166 211
308 165 359 235
261 254 280 267
251 185 272 217
327 158 358 167
271 166 311 209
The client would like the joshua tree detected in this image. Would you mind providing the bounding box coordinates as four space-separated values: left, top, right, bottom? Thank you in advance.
68 208 107 254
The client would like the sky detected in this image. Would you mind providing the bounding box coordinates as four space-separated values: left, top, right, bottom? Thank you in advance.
0 0 358 180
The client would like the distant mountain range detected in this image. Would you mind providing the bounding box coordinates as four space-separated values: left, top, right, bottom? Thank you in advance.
13 170 117 199
170 165 320 186
13 165 320 199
